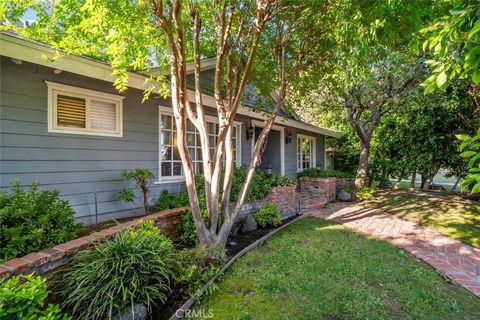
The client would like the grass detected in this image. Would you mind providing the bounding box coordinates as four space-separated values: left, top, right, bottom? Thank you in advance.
363 189 480 248
196 218 480 320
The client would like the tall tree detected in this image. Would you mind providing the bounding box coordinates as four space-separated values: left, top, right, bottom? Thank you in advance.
2 0 347 247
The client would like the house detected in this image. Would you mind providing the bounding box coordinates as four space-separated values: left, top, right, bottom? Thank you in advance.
0 32 341 224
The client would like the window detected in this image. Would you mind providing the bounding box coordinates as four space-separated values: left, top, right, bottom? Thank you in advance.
46 81 123 137
158 107 241 180
297 135 316 171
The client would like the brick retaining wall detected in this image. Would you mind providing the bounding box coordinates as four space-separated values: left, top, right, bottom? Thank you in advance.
0 185 300 280
299 177 336 202
0 207 187 280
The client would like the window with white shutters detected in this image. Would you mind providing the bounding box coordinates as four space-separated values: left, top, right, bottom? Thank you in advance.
47 81 123 137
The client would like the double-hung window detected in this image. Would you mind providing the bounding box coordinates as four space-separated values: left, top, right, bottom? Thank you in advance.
159 106 241 181
46 81 123 137
297 135 316 171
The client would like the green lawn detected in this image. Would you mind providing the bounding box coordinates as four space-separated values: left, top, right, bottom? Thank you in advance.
364 189 480 248
197 218 480 320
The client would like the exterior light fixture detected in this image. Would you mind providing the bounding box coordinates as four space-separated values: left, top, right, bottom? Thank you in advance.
246 123 255 141
54 69 63 74
285 131 293 144
11 58 22 65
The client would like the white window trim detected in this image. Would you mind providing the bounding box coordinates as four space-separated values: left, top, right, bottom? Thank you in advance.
46 81 124 137
156 105 242 184
296 133 317 172
249 119 285 176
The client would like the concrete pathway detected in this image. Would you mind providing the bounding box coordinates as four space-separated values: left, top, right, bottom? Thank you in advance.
310 204 480 297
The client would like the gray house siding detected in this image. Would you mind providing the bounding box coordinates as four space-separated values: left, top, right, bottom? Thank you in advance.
284 127 326 177
0 56 182 224
1 55 327 225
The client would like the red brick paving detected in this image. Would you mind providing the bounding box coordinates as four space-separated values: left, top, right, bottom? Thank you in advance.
310 205 480 297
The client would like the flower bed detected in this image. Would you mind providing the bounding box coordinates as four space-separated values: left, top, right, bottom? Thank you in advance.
0 207 187 280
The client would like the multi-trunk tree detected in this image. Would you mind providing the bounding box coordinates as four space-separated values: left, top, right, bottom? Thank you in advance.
2 0 344 247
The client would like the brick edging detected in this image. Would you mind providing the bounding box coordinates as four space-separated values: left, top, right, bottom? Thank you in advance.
0 207 188 280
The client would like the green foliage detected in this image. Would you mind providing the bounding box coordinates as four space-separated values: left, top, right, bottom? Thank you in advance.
0 180 78 262
298 168 356 179
179 209 209 246
120 168 154 213
156 190 190 211
255 204 281 228
355 186 377 201
174 245 226 298
421 1 480 91
60 220 174 320
458 130 480 193
0 274 69 320
178 168 295 244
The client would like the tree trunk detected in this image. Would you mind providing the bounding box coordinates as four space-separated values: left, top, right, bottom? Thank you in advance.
378 165 387 188
420 175 428 189
409 171 416 189
451 177 461 192
355 142 370 187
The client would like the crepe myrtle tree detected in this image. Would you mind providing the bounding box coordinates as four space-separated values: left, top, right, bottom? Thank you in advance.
149 0 337 246
3 0 340 247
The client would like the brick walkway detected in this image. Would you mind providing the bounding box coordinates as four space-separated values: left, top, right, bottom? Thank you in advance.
310 204 480 297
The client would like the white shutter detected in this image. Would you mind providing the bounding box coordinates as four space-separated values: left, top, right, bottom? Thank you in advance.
90 99 117 131
56 95 86 128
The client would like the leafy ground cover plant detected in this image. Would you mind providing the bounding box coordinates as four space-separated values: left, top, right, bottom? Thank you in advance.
255 203 281 228
0 179 78 262
60 220 174 320
156 190 190 211
119 168 154 214
355 186 377 201
174 245 226 298
0 274 69 320
297 168 356 179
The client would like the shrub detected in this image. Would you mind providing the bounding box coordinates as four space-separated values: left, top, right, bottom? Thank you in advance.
119 168 154 213
0 273 69 320
255 203 281 228
61 220 174 319
0 180 78 263
355 186 377 201
174 245 226 297
179 209 209 245
297 168 355 179
156 190 190 211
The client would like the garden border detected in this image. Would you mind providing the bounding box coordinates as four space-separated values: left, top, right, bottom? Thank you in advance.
0 207 188 280
169 212 310 320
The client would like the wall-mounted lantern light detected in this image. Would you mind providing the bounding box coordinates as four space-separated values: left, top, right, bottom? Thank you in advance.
246 123 255 141
285 131 293 144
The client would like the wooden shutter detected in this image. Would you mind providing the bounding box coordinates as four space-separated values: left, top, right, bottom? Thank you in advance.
90 99 117 131
56 95 86 128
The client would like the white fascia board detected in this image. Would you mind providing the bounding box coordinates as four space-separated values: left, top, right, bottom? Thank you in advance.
1 33 342 138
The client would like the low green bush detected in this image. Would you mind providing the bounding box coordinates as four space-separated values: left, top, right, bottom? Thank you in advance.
0 273 69 320
179 209 210 245
174 245 226 297
155 190 190 211
255 203 281 228
0 180 78 263
355 186 377 201
297 168 355 179
60 220 174 319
